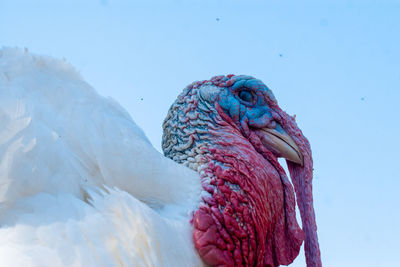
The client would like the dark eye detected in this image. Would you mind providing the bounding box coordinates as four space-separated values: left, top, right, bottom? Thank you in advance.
238 90 254 103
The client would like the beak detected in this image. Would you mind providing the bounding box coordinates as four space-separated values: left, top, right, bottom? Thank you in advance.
258 123 304 166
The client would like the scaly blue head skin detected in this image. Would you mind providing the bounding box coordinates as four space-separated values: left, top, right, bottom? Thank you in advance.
216 75 278 131
199 74 303 165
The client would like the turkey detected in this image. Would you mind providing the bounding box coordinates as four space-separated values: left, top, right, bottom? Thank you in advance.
0 48 321 267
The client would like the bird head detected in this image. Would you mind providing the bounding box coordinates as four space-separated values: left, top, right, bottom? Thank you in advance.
162 75 321 267
198 74 303 166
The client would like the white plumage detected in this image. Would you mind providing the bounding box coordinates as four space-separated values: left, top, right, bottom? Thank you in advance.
0 48 204 267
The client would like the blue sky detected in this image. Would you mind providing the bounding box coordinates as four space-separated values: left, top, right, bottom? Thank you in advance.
2 0 400 266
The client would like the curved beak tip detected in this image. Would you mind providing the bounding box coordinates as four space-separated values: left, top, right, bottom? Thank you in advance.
259 126 304 166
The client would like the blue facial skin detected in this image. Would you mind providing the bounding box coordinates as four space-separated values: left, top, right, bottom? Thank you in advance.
216 76 278 133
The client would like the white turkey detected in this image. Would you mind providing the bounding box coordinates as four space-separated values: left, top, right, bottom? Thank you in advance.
0 48 321 267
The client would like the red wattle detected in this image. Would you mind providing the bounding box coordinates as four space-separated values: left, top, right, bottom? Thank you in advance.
192 104 304 267
269 100 322 267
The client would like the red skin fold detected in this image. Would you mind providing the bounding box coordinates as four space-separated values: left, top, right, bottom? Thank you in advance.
192 104 305 267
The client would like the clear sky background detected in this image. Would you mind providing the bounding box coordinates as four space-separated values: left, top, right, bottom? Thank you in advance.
1 0 399 266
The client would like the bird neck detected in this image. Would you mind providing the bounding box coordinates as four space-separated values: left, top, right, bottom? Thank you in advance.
190 119 304 267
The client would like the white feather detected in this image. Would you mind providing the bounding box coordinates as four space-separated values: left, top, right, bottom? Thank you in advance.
0 48 204 266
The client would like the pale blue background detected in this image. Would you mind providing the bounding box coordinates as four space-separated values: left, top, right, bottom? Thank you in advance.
2 0 399 266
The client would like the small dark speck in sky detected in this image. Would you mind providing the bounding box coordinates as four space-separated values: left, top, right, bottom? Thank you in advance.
361 97 365 101
140 98 143 101
216 18 220 22
279 54 283 57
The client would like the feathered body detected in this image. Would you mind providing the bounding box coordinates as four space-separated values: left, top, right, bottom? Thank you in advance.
0 48 203 266
0 48 321 267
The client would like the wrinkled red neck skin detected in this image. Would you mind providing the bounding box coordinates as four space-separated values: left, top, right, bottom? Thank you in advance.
267 100 322 267
192 105 305 267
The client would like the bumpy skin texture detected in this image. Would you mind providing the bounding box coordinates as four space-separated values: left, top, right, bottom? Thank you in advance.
162 75 321 267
